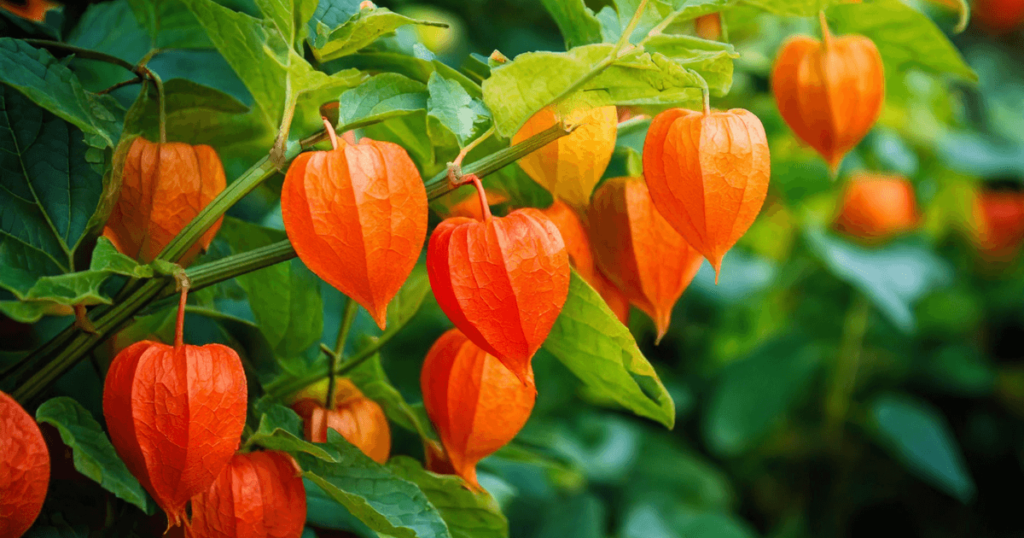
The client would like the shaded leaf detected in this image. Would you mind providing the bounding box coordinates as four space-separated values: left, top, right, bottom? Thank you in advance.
309 2 446 62
250 403 341 461
348 353 436 441
126 0 211 49
426 72 490 146
541 0 603 50
335 72 428 131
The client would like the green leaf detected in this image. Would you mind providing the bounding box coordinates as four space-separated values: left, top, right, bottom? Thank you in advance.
740 0 840 17
179 0 362 130
308 2 446 62
385 264 431 330
426 72 490 146
643 34 738 96
482 44 706 137
253 0 319 48
536 494 605 538
328 52 482 98
35 397 151 512
541 0 603 49
216 218 323 359
348 353 437 441
703 336 821 456
602 0 732 44
542 271 675 429
389 457 508 538
126 0 211 49
298 431 452 538
336 73 428 131
0 38 124 147
869 393 975 502
804 228 952 333
249 404 341 461
827 0 977 82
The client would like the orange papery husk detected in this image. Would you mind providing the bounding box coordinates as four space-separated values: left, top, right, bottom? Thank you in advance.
420 328 536 491
291 379 391 464
833 174 919 242
426 208 570 382
0 0 59 21
973 0 1024 33
643 107 770 278
589 177 704 342
695 13 722 40
103 137 226 265
972 189 1024 260
771 33 884 172
0 390 50 538
103 341 247 527
281 136 427 330
187 451 306 538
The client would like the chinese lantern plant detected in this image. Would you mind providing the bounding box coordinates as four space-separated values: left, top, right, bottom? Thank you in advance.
291 377 391 464
971 188 1024 260
833 173 920 242
0 391 50 538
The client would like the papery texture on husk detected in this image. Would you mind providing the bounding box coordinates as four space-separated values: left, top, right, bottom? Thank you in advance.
511 106 617 210
291 379 391 464
0 390 49 538
589 177 703 341
643 108 769 277
834 174 919 241
187 451 306 538
771 34 884 171
103 137 226 265
103 340 247 527
972 189 1024 259
420 329 536 491
540 200 630 323
426 208 570 381
281 137 427 330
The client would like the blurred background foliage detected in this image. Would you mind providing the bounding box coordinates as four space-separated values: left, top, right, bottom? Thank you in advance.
4 0 1024 537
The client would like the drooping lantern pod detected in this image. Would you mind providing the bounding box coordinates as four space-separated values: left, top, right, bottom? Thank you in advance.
973 0 1024 34
291 378 391 464
771 13 884 172
539 200 630 323
187 451 306 538
103 137 227 265
589 177 704 342
0 391 49 538
281 118 428 330
420 328 536 491
426 175 570 382
103 281 247 528
0 0 59 21
833 173 919 241
694 13 722 40
971 188 1024 260
511 105 617 210
643 98 770 278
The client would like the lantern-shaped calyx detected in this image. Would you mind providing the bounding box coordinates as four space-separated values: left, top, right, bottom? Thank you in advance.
0 390 50 538
771 14 884 171
834 174 919 241
643 103 770 277
589 177 704 341
291 378 391 464
187 451 307 538
282 118 428 329
103 281 247 528
511 106 617 210
421 328 536 491
426 176 570 382
972 188 1024 259
103 137 227 265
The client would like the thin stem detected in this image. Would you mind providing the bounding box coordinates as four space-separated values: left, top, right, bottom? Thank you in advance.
463 174 492 221
702 87 711 116
325 349 340 409
23 39 137 72
97 77 143 95
323 116 339 150
333 296 358 358
819 11 833 49
454 126 494 167
825 294 871 444
173 274 190 349
145 68 167 144
614 0 649 52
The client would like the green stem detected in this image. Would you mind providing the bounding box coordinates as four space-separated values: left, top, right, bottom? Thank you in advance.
825 294 871 443
182 240 297 295
424 121 577 200
146 68 167 144
615 0 649 51
333 296 358 358
23 39 137 72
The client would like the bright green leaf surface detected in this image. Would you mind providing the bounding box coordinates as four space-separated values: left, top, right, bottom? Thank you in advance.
541 0 603 50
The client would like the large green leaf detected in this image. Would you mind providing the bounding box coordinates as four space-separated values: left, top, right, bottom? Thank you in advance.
35 397 151 512
482 44 706 137
542 271 675 429
308 1 445 62
327 51 481 97
0 38 124 147
126 0 212 49
828 0 976 82
335 72 428 131
249 403 340 461
179 0 362 131
869 393 975 502
389 457 508 538
426 72 490 147
349 353 437 441
703 336 821 456
298 431 452 538
805 228 952 333
253 0 319 48
541 0 603 50
216 218 323 361
602 0 732 44
643 35 738 96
